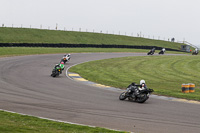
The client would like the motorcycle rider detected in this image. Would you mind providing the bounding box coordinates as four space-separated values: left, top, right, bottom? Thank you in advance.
148 48 155 55
126 80 147 95
59 62 65 73
194 48 198 54
162 48 166 53
53 62 65 74
152 48 155 53
126 82 136 91
62 54 67 62
63 53 71 61
139 80 147 91
67 53 71 58
67 53 71 61
54 64 61 72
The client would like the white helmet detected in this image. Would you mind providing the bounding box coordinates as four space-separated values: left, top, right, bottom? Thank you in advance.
140 80 145 85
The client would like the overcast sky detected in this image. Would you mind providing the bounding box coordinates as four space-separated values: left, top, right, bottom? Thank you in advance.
1 0 200 47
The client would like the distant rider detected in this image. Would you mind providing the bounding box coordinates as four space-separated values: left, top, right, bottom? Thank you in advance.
162 48 166 53
194 48 198 54
152 48 155 53
63 54 71 61
148 48 155 55
67 54 71 61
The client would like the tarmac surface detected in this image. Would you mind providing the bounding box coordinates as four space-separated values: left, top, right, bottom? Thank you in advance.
0 53 200 133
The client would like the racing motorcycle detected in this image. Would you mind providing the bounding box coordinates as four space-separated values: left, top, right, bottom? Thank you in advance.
158 48 166 55
192 50 198 55
147 48 155 55
51 65 62 77
61 56 70 64
119 85 154 103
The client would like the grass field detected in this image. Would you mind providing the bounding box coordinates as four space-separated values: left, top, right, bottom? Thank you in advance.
0 111 126 133
69 55 200 101
0 27 186 51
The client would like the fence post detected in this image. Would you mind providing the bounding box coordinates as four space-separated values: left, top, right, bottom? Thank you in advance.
56 23 58 30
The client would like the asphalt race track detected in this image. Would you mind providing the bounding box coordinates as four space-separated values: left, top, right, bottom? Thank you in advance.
0 53 200 133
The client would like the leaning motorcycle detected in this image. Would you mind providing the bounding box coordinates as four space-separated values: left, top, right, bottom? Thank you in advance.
147 48 155 55
158 48 165 55
61 56 70 64
158 50 164 54
51 66 62 77
119 85 154 103
192 51 198 55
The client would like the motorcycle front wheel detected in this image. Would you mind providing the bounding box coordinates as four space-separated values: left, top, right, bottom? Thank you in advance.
136 93 149 103
51 73 56 77
51 71 56 77
119 92 127 100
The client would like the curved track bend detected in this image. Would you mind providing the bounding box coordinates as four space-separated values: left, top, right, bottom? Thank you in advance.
0 53 200 133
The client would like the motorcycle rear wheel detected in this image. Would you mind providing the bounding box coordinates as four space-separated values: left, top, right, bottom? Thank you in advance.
136 93 149 103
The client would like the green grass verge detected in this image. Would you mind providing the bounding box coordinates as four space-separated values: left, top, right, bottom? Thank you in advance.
69 55 200 101
0 27 187 51
0 47 145 57
0 110 126 133
0 47 188 57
